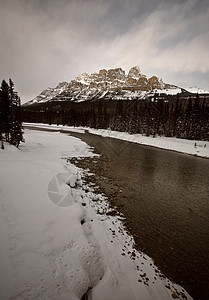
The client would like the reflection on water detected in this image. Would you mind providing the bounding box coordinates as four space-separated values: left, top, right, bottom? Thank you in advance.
114 142 209 300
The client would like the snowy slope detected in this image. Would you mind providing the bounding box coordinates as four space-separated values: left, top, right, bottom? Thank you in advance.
0 129 192 300
24 82 69 105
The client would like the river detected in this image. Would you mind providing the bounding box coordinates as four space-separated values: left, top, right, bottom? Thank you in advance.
68 131 209 300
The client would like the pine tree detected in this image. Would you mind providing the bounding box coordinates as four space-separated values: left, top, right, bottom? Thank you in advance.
0 89 4 148
0 79 24 148
1 80 10 141
184 97 192 139
172 94 180 137
12 95 24 147
9 79 24 147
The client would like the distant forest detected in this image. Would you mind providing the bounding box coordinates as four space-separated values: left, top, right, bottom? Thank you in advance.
0 79 24 149
22 93 209 141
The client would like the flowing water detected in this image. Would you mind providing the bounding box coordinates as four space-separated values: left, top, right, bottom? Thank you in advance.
68 131 209 300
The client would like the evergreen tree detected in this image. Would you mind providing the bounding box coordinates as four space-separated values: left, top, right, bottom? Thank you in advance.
1 80 10 141
183 97 192 138
0 79 24 148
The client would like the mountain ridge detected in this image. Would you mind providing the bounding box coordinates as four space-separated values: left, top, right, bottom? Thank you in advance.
24 66 207 106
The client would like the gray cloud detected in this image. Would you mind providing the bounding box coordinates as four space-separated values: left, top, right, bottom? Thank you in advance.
0 0 208 103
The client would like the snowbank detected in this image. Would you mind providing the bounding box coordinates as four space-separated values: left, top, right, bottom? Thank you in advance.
24 122 86 133
88 128 209 158
0 130 100 300
24 123 209 158
0 129 193 299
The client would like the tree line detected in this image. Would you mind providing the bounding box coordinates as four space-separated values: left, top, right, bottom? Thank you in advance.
22 94 209 141
0 79 24 149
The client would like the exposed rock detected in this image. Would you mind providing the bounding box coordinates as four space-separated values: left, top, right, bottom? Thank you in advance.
149 76 165 90
99 69 107 76
72 66 164 92
24 66 185 105
75 73 91 85
127 66 141 78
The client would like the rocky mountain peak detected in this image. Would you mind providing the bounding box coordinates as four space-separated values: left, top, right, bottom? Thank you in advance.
149 76 165 90
75 73 91 85
25 66 185 105
107 68 126 82
127 66 141 78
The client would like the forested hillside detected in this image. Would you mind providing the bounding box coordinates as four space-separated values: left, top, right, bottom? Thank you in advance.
22 93 209 141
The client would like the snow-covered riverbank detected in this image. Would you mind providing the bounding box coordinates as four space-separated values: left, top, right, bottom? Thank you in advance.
24 123 209 158
0 129 192 299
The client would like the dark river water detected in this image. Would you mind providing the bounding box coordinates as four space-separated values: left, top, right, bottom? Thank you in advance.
67 131 209 300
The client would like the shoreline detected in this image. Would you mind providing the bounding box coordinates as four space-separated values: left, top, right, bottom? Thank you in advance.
67 131 209 300
23 123 209 159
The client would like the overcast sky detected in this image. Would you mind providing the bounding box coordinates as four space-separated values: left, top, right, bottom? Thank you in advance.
0 0 209 103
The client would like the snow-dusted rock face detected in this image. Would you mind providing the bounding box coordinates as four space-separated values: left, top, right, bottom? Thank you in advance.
72 66 167 92
75 73 92 85
25 82 69 105
73 66 165 92
25 67 185 105
127 66 141 78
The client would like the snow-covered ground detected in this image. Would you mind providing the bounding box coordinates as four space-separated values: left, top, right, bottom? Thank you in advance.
0 129 192 300
186 87 209 94
152 88 182 95
88 129 209 158
24 123 209 158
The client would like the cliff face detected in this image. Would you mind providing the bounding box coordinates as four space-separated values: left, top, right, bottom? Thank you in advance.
25 66 182 105
74 66 165 91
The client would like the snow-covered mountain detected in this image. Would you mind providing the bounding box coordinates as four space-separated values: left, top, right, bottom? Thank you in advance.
24 66 189 105
25 82 69 105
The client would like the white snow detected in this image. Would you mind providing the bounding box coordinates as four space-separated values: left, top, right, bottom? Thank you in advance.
99 91 108 99
25 83 69 105
152 88 182 95
186 86 209 94
88 128 209 158
75 79 89 86
24 123 209 158
0 129 193 299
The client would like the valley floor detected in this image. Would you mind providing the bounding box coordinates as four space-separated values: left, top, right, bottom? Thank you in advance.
0 129 192 300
